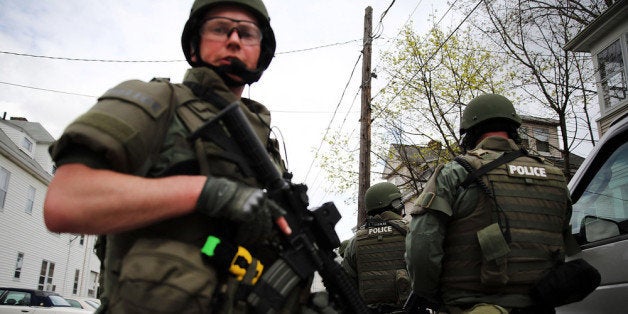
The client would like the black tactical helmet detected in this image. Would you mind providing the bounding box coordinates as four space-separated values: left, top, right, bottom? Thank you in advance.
460 94 522 135
181 0 276 78
365 182 402 214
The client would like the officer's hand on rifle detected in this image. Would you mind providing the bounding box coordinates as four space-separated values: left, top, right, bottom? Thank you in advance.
196 176 288 246
301 291 338 314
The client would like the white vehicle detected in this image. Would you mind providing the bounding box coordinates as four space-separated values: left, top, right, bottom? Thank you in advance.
557 113 628 313
0 288 91 314
64 297 100 313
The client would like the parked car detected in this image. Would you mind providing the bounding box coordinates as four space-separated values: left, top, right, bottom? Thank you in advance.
0 287 91 313
63 297 99 313
557 113 628 313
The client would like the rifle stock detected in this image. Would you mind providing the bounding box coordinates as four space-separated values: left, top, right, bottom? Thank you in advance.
207 102 369 313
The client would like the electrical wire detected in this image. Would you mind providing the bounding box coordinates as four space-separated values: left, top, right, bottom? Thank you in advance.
309 0 457 203
0 50 184 63
0 38 362 62
275 40 362 55
370 0 461 102
303 54 362 182
371 0 482 122
0 81 96 98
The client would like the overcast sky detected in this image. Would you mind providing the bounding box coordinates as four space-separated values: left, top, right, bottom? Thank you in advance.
0 0 461 240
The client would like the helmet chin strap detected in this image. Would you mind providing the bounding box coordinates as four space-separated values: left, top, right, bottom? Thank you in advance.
198 57 263 87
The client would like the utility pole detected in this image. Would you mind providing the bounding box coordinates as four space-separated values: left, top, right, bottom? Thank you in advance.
358 6 372 226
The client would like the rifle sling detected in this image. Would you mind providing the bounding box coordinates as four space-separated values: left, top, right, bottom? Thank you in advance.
458 148 527 189
180 81 256 178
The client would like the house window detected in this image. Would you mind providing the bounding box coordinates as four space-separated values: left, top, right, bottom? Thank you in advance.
25 186 35 214
89 271 99 297
534 128 550 153
73 269 80 294
14 252 24 279
597 38 627 111
21 137 33 152
79 235 85 245
0 167 9 209
38 260 56 291
519 126 530 149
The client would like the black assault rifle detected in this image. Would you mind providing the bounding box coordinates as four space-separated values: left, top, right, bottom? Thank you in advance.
191 99 370 314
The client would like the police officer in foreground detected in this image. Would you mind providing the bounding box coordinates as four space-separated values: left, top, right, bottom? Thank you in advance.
342 182 411 313
405 94 580 314
44 0 319 313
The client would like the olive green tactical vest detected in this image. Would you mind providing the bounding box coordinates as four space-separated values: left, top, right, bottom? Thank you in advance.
355 212 410 306
440 151 569 295
54 68 289 314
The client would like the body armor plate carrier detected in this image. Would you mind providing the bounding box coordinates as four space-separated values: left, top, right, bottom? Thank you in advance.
355 214 410 306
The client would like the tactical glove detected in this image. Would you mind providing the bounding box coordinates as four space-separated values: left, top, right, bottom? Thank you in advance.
301 292 338 314
196 176 283 246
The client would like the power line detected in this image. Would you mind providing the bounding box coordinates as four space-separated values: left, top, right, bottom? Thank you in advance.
371 0 425 78
0 51 184 63
308 0 407 201
371 0 482 122
0 80 360 115
0 39 362 63
275 40 362 55
309 87 363 203
370 0 461 102
309 0 420 203
304 54 363 182
372 0 401 39
311 0 448 202
0 81 96 98
273 109 358 114
378 0 397 23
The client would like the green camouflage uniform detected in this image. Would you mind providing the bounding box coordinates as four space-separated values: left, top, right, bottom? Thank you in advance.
405 136 577 311
50 67 308 314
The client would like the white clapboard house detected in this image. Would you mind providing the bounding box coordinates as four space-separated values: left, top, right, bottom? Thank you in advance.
0 116 100 298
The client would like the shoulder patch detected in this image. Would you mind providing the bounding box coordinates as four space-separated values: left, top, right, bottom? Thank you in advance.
99 80 170 119
418 192 436 208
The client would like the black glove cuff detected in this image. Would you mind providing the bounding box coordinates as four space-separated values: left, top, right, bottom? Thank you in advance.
196 176 238 217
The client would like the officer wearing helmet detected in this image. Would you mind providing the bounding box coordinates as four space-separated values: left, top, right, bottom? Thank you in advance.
341 182 411 313
44 1 310 313
405 94 578 313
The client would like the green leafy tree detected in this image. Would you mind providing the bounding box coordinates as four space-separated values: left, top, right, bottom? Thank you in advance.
319 24 509 204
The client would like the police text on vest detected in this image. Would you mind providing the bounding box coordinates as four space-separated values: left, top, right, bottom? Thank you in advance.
368 226 393 234
508 165 547 177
